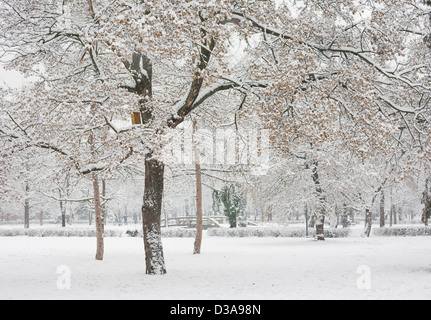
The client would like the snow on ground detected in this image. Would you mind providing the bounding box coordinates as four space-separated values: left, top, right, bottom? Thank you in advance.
0 235 430 300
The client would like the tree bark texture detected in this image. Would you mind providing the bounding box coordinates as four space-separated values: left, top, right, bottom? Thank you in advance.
193 120 203 255
380 189 385 228
89 126 104 261
142 157 167 275
422 176 431 227
363 209 372 237
92 172 104 261
102 179 106 232
311 162 326 240
60 191 67 228
24 183 30 229
362 182 387 237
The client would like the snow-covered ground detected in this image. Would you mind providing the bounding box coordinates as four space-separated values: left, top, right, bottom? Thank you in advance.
0 235 430 300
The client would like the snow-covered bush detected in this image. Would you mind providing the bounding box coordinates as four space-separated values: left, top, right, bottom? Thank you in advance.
207 227 350 238
124 227 197 238
0 228 25 237
161 228 196 238
0 226 196 238
373 226 431 237
126 230 141 237
0 227 124 237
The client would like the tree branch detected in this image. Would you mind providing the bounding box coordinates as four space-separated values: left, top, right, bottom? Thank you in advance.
231 11 429 91
168 79 267 128
88 0 96 19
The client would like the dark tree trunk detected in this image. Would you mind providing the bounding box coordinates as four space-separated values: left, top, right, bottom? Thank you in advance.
125 39 216 272
363 209 372 237
125 51 166 274
60 191 66 228
142 156 166 275
315 216 325 240
380 189 385 228
422 177 431 227
311 161 326 241
24 183 30 229
394 205 398 225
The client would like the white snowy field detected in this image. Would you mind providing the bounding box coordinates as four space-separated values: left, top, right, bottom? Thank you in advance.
0 236 430 300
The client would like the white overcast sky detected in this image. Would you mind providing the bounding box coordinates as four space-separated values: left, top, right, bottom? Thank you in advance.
0 65 25 89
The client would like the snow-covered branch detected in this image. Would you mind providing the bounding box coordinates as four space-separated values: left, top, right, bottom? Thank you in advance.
232 10 430 92
169 79 267 128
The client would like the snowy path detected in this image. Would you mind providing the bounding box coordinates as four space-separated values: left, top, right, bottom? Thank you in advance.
0 236 430 300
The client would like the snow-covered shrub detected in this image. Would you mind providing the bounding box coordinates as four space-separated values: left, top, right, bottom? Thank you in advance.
126 230 141 237
0 227 124 237
207 227 350 238
0 228 25 237
373 226 431 237
0 226 352 238
161 228 196 238
0 226 203 238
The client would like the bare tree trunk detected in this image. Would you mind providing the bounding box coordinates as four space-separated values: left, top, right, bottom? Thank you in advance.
266 205 273 222
39 210 44 226
389 188 393 227
142 156 166 275
124 51 167 274
363 180 387 237
311 161 326 241
89 127 104 261
60 190 67 228
92 172 104 261
380 188 385 228
68 205 73 225
193 120 203 255
102 179 106 232
422 176 431 227
89 207 93 226
394 205 398 225
24 183 30 229
308 212 316 228
315 215 325 240
363 209 372 237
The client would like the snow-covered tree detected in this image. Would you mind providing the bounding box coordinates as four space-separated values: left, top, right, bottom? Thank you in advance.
2 0 431 272
237 0 431 239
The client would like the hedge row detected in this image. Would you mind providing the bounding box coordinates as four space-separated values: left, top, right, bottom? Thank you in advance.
207 227 351 238
0 226 350 238
162 228 196 238
0 227 197 238
372 226 431 237
1 225 428 238
0 228 124 237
